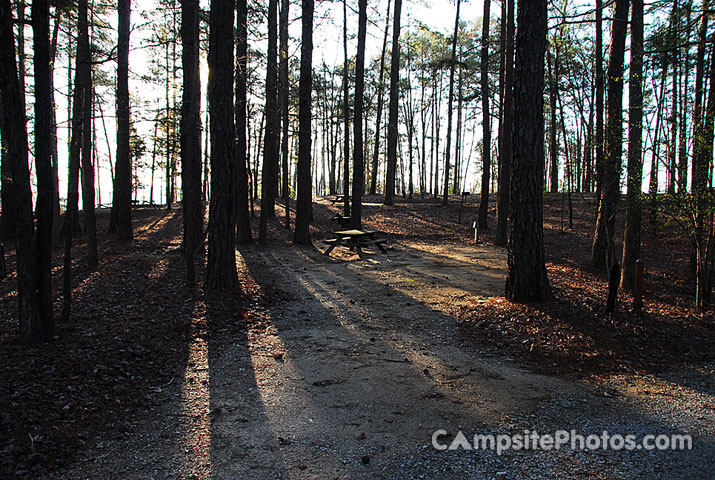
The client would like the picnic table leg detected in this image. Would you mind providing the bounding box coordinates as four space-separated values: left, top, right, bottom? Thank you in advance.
324 244 337 256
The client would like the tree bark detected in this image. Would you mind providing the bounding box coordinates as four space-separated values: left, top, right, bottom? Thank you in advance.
294 0 314 245
181 0 204 285
443 0 462 206
477 0 491 226
594 0 604 202
62 0 92 322
0 0 44 341
369 0 392 195
109 0 133 240
0 93 14 241
384 0 402 206
350 0 367 229
342 0 351 216
677 2 691 192
279 0 290 228
505 0 551 302
259 0 279 242
547 47 559 193
206 0 238 289
691 0 708 192
32 0 56 330
81 72 98 268
235 0 252 242
621 0 643 290
495 0 514 247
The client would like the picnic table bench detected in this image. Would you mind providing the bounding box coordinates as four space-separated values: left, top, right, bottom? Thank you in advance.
323 229 388 258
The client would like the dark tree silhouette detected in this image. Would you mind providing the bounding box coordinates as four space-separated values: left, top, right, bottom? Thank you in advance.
181 0 204 285
80 66 97 269
108 0 133 240
384 0 402 206
0 0 44 341
32 0 56 329
443 0 462 206
591 0 629 272
259 0 279 243
235 0 252 243
594 0 604 201
341 0 351 217
505 0 551 302
350 0 367 229
294 0 314 245
621 0 643 290
495 0 514 247
369 0 392 195
279 0 290 228
62 0 91 322
477 0 492 227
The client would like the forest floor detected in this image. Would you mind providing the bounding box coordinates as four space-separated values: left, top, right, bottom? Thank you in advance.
0 194 713 479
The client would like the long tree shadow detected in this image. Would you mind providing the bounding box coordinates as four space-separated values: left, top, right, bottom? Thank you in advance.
204 287 290 478
235 241 714 478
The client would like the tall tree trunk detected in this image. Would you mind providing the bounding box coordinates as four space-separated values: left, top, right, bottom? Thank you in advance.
49 12 61 239
621 0 643 290
294 0 314 244
692 0 714 309
590 0 629 272
443 0 462 206
691 0 708 192
350 0 367 229
81 73 98 268
369 0 392 195
0 96 15 241
32 0 55 332
206 0 238 289
259 0 279 242
547 47 559 193
1 0 43 340
594 0 604 202
235 0 251 242
649 60 667 217
279 0 290 228
164 37 173 209
678 2 692 192
667 4 678 195
495 0 514 246
62 0 92 322
505 0 551 301
477 0 491 225
433 74 442 198
109 0 133 240
454 66 462 195
150 116 158 204
181 0 203 285
342 0 351 216
384 0 402 205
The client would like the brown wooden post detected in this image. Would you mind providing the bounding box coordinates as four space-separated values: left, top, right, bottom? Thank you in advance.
633 259 644 315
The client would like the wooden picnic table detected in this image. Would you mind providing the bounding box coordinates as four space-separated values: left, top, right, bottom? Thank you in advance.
323 229 388 258
330 195 345 205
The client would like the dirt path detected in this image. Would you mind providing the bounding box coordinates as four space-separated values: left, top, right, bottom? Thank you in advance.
46 235 714 479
